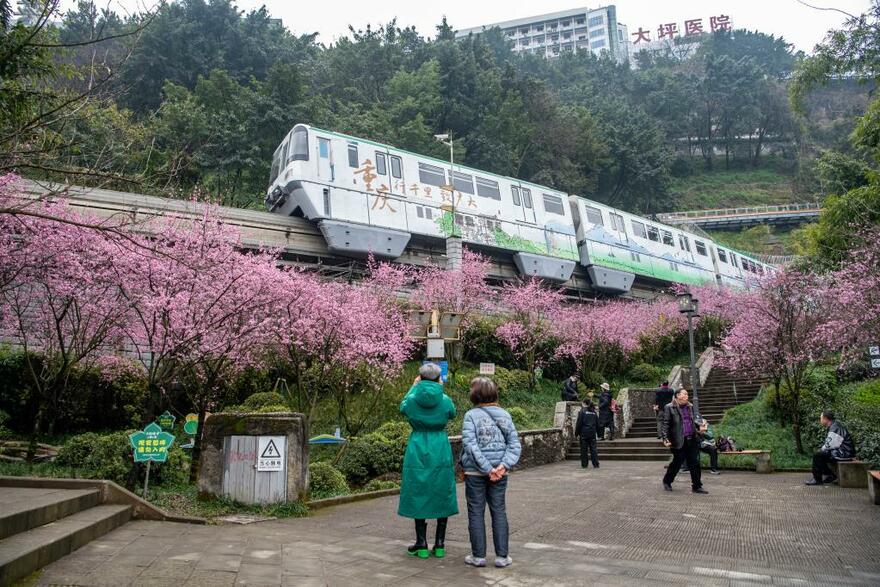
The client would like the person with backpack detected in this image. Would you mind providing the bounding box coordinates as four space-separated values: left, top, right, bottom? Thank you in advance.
574 400 600 469
460 377 522 569
597 383 615 441
398 363 458 559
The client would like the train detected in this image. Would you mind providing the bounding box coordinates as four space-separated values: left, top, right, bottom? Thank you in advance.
265 123 772 293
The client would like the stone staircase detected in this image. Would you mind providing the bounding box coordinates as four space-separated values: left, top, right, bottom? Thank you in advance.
0 486 132 585
565 367 767 463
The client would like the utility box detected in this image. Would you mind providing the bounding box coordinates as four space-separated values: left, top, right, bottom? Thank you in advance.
198 413 308 505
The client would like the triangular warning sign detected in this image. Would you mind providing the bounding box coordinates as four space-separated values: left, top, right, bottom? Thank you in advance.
260 439 281 459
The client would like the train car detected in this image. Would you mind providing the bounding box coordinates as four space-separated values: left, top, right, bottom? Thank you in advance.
265 123 774 291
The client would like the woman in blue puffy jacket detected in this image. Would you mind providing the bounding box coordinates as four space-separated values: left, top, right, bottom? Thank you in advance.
460 376 521 569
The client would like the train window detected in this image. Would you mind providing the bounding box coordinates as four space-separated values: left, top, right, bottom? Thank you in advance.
522 188 533 209
695 241 708 256
270 145 282 184
717 249 728 263
416 207 424 218
584 205 603 226
465 215 475 226
425 207 433 219
291 126 309 161
631 220 646 238
375 152 387 175
390 155 402 179
318 137 330 159
476 177 501 200
630 251 641 262
347 144 358 168
418 162 446 187
543 194 565 215
610 213 625 232
511 186 522 206
282 141 290 166
729 252 738 268
661 230 674 246
647 226 660 242
454 213 464 225
452 171 474 194
669 261 678 271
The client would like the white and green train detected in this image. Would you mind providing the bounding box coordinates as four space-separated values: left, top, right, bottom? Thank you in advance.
265 124 771 293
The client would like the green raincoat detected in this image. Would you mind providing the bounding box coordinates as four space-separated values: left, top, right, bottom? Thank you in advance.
397 380 458 519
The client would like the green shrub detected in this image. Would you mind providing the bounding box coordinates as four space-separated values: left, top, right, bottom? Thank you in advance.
337 425 408 486
853 379 880 407
0 410 11 439
241 392 286 411
56 430 188 489
363 479 399 492
627 363 667 384
507 406 528 429
493 367 531 395
308 462 349 499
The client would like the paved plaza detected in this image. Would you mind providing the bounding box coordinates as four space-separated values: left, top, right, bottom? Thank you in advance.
32 461 880 586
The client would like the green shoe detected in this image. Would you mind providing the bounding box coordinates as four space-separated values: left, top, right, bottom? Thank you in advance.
407 546 429 559
432 547 445 558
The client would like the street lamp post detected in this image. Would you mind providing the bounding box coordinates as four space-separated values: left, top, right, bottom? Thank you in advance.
677 291 701 414
434 132 461 270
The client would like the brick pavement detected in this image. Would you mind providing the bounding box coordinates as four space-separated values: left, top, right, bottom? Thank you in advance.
33 461 880 586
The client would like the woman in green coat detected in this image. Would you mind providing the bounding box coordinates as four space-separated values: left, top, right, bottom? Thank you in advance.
398 362 458 559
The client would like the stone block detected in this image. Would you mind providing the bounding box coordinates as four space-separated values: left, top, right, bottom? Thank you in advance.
867 471 880 504
197 412 308 503
836 460 869 488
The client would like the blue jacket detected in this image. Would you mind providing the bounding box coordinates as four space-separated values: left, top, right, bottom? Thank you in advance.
460 405 522 474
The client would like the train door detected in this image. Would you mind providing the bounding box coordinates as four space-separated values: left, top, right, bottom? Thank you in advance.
512 183 537 223
317 136 334 182
388 153 404 196
710 246 722 285
608 211 628 245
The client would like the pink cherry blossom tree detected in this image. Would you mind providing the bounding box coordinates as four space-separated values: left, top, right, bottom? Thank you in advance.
495 278 564 391
719 269 835 453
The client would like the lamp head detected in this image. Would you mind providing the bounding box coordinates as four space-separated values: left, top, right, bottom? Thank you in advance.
434 133 450 141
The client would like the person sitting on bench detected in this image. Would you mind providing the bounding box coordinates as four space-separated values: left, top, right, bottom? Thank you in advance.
805 410 855 486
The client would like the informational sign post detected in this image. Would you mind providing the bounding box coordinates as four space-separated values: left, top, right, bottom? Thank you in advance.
479 362 496 375
157 411 176 431
129 422 176 497
422 360 449 383
870 345 879 370
256 436 285 472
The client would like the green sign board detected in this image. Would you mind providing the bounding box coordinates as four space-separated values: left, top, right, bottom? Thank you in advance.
183 413 198 436
157 411 176 431
129 423 175 463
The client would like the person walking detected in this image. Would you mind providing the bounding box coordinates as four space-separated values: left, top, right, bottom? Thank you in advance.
806 410 856 486
653 381 673 439
398 363 458 559
661 388 707 494
597 383 615 441
574 400 600 469
461 377 522 569
561 374 580 402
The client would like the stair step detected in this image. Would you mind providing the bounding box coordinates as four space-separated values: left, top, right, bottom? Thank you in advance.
0 488 101 540
0 504 131 585
566 453 669 461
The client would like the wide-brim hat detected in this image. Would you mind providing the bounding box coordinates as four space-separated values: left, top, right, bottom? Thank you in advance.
600 382 610 390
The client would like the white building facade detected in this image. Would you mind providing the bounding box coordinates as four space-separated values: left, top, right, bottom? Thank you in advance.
455 5 631 63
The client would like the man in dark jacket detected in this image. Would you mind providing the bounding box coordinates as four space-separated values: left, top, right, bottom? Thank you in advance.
597 383 614 441
653 381 673 439
575 401 600 469
806 410 856 486
661 388 707 494
561 374 579 402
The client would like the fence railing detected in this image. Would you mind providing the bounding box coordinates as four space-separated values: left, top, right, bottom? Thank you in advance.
657 202 822 223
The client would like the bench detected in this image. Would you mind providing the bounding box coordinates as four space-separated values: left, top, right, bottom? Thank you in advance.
836 460 870 488
719 450 774 474
869 471 880 505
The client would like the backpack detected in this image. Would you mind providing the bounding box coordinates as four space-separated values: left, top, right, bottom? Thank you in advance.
610 399 619 413
717 436 738 452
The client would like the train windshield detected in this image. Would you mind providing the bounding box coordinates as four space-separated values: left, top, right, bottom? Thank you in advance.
290 127 309 162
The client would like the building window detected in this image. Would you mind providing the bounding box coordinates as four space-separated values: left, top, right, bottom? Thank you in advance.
576 17 585 25
452 171 474 194
347 144 358 168
584 205 603 226
542 193 565 215
476 177 501 200
588 15 604 27
589 29 604 38
647 226 660 242
631 220 647 238
561 20 570 26
418 162 445 187
590 38 607 49
695 241 708 256
618 29 624 41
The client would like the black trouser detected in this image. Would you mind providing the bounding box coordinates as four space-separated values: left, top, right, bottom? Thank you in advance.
599 421 614 440
812 451 838 482
683 446 719 471
579 436 599 468
663 436 702 490
655 410 663 438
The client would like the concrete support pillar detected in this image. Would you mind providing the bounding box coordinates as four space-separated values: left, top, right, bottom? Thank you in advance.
446 235 463 271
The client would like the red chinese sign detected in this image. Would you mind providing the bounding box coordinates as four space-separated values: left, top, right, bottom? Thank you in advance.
631 14 731 44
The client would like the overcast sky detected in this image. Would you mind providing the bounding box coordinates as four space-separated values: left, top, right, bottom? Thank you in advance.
230 0 869 53
76 0 870 53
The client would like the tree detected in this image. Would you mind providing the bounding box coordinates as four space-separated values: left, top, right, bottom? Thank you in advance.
720 270 835 453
